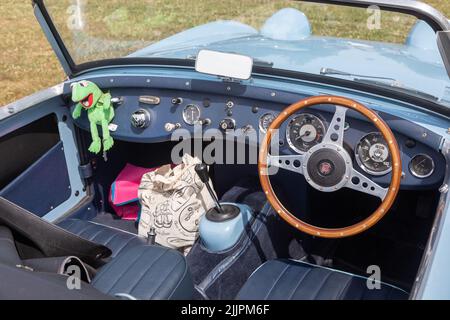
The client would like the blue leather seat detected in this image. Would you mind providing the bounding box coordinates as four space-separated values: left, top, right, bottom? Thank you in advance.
58 219 145 258
58 219 193 300
92 244 193 300
237 259 408 300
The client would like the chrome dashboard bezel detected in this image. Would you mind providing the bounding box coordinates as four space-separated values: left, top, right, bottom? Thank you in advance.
354 132 392 176
182 104 201 125
286 113 327 154
409 153 435 178
259 112 277 134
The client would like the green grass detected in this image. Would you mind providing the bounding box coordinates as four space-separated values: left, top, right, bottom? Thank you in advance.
0 0 449 106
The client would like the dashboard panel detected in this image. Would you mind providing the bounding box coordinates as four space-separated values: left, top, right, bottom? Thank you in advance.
70 85 445 190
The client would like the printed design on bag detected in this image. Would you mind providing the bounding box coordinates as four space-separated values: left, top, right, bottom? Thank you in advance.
171 185 196 212
178 203 201 233
153 200 173 228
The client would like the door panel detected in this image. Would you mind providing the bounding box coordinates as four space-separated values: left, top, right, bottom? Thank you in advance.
0 88 87 221
0 114 60 189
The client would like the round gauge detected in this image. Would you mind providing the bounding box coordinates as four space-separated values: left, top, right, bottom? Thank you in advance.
409 154 434 178
355 132 392 176
286 114 326 153
259 113 277 133
183 104 201 125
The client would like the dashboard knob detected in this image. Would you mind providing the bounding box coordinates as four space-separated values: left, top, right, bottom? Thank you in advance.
171 97 183 105
219 118 236 131
165 122 181 132
131 109 151 129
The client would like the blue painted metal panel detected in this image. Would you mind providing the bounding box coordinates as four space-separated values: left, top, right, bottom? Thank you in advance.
0 142 71 217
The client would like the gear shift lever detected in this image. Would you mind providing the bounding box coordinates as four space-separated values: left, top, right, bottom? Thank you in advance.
195 164 223 214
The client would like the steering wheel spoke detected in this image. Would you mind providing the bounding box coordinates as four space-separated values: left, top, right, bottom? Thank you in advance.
267 154 305 175
345 168 388 200
323 105 347 146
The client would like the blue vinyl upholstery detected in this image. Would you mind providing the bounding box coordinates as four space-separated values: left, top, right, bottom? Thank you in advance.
58 218 193 300
237 259 408 300
58 219 145 258
0 226 22 266
92 244 193 300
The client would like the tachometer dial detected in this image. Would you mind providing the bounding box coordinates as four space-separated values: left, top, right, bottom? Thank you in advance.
183 104 201 125
259 113 277 133
355 132 392 176
409 154 434 178
286 114 326 153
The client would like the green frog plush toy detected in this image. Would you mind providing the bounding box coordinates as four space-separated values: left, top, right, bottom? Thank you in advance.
71 80 115 154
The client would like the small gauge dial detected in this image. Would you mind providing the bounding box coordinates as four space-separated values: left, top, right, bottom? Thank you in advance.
286 114 326 153
409 154 434 178
259 113 277 133
355 132 392 176
183 104 201 125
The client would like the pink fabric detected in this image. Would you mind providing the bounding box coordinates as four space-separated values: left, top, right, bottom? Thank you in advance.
109 164 158 220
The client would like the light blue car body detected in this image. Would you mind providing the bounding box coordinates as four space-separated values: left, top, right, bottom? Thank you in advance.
4 4 450 300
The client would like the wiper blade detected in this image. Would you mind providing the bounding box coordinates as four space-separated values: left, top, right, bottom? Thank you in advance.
320 67 397 82
320 67 440 102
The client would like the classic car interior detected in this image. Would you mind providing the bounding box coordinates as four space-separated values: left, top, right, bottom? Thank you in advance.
0 0 449 300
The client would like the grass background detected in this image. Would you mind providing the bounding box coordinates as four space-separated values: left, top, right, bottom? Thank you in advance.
0 0 448 107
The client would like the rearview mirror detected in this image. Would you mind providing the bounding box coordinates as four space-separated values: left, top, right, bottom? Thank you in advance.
195 50 253 80
437 31 450 78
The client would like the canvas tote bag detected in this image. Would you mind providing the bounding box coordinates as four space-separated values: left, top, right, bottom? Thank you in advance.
138 154 216 254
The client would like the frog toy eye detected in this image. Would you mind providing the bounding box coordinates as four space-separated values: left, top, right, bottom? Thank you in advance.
79 81 89 87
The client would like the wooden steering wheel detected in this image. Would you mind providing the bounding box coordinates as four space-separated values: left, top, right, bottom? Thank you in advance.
258 95 402 238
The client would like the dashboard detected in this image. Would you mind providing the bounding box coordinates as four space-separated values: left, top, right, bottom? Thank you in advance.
70 84 446 191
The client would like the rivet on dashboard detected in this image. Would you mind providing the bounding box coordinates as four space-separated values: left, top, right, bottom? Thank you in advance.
185 81 190 86
422 132 428 138
146 79 151 83
271 92 276 97
110 79 114 83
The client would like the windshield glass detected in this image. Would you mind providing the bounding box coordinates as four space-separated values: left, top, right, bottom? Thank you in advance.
43 0 450 107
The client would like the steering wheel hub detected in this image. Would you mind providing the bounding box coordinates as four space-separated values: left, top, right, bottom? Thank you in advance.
303 143 352 191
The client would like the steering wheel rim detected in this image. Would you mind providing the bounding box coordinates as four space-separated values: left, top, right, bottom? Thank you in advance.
258 95 402 238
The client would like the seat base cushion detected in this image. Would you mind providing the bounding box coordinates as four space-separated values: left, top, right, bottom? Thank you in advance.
92 244 193 300
59 218 193 300
237 259 408 300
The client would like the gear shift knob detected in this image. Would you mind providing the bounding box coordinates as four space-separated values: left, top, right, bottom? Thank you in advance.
195 163 223 214
195 164 210 184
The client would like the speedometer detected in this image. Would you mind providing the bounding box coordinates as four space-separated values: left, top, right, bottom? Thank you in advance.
355 132 392 176
286 114 326 153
